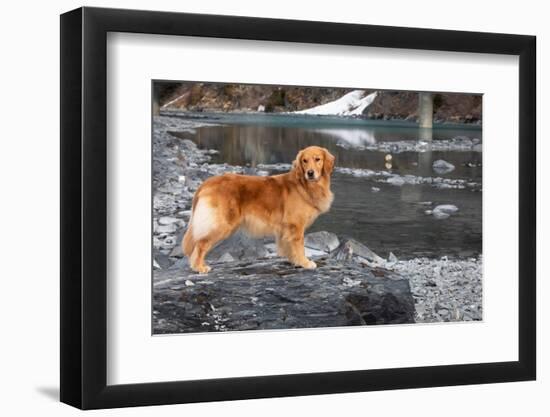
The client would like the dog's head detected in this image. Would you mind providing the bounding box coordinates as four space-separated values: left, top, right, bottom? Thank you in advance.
293 146 335 182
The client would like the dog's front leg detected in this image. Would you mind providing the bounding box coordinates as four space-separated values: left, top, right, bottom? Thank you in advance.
281 225 316 269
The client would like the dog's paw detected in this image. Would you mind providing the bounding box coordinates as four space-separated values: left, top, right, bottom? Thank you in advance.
195 265 211 274
303 260 317 269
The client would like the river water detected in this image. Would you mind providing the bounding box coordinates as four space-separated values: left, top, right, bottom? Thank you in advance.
168 113 482 259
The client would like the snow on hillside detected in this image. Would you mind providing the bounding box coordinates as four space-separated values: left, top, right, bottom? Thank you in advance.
294 90 377 116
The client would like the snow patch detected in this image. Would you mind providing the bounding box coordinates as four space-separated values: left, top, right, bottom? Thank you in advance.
294 90 377 116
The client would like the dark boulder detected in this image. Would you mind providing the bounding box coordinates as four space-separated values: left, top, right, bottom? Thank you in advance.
153 256 415 334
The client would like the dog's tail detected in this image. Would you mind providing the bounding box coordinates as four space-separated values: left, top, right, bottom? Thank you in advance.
182 225 195 257
181 191 201 257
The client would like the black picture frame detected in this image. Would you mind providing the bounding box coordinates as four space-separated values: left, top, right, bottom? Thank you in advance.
60 6 536 410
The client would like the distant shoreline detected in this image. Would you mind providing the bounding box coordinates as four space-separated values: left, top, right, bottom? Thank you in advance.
158 109 483 130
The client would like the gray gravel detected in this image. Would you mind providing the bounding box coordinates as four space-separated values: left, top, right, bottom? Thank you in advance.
380 256 482 322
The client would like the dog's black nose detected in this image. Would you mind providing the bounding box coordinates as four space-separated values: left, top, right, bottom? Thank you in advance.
307 170 314 178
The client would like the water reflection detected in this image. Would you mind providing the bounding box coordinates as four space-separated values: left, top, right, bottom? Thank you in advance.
171 124 482 181
313 128 376 148
417 128 433 177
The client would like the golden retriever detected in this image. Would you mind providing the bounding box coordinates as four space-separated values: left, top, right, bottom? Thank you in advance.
182 146 335 273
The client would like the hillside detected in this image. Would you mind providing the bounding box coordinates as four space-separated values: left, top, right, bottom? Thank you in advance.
156 82 482 124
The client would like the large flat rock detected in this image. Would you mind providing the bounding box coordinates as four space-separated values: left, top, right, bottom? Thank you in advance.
153 257 415 334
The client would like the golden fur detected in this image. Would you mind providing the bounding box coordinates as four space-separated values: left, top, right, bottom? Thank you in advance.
182 146 335 273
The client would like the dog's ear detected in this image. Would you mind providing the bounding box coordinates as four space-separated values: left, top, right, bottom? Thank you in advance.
293 149 304 180
323 148 335 175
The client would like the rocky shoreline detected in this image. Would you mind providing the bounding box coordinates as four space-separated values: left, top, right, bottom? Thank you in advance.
336 136 483 153
153 115 483 327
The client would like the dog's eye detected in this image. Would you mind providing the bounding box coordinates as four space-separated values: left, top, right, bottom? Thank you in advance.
315 157 321 162
303 158 308 163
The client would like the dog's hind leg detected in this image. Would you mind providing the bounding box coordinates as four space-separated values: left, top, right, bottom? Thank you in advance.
189 225 237 274
187 196 241 273
186 197 217 273
189 238 215 274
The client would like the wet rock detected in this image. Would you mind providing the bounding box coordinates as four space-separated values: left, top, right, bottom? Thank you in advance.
304 231 340 253
208 231 268 261
433 211 450 219
185 178 202 191
437 308 450 316
332 238 385 264
169 243 184 258
432 159 455 174
242 166 258 175
432 204 459 220
387 176 405 186
168 257 189 270
153 236 163 250
179 210 192 219
160 236 176 248
169 229 269 261
154 251 173 270
263 242 278 257
156 223 177 234
158 216 183 226
152 257 416 333
167 227 191 258
217 252 235 263
305 247 328 258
